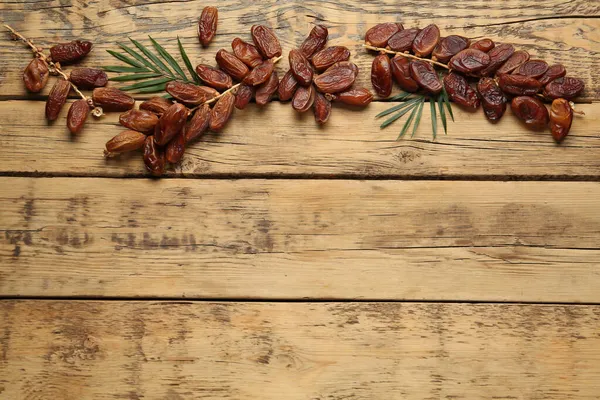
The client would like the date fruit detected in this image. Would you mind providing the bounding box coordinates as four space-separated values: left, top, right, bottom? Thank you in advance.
292 85 315 113
409 60 442 94
216 49 249 81
498 74 542 96
496 50 529 74
195 64 233 90
543 77 585 100
311 46 350 72
300 25 328 59
371 54 392 98
412 24 440 57
184 104 211 143
443 73 480 110
67 99 90 134
549 98 573 143
289 49 313 86
92 87 135 112
477 77 506 122
513 60 548 79
538 64 566 86
209 91 235 131
156 103 188 146
45 78 71 121
166 132 186 164
365 22 402 48
432 35 469 63
140 97 172 115
388 28 420 52
479 43 515 76
313 92 332 124
278 70 299 101
511 96 549 130
23 58 49 93
143 135 166 176
470 38 495 53
106 130 147 154
243 59 274 86
255 70 279 106
234 84 254 110
448 48 490 74
198 6 218 47
330 61 359 78
231 38 263 68
251 25 282 59
166 81 219 105
50 40 92 64
69 68 107 89
119 109 159 133
314 63 356 94
332 88 373 107
391 56 419 93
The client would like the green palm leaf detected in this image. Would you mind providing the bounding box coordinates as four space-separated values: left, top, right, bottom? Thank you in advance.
109 73 163 82
411 98 425 138
178 36 201 84
129 37 174 77
104 65 150 73
120 77 173 91
135 82 170 93
376 96 422 118
442 86 454 121
106 50 144 68
437 93 448 135
398 102 420 139
430 98 437 139
149 36 187 80
380 102 419 129
118 43 160 73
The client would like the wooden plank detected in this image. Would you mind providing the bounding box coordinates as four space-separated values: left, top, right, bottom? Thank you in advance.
2 177 600 301
1 300 599 399
1 100 599 178
1 0 599 100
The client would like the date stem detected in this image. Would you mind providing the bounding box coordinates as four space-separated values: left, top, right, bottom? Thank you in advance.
363 44 450 70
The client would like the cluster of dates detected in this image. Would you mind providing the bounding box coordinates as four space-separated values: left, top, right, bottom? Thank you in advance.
365 22 585 142
281 26 373 124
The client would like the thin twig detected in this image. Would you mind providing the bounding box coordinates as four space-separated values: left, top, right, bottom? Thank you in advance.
363 44 450 70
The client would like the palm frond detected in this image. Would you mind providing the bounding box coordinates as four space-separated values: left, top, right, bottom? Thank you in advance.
178 36 201 84
430 97 437 139
380 101 419 129
411 98 425 138
149 36 187 80
437 93 448 135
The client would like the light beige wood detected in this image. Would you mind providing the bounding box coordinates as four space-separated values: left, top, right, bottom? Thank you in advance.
1 0 599 100
1 300 599 399
1 100 599 178
2 177 600 301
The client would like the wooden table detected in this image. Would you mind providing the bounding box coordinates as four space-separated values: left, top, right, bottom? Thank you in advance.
1 1 600 398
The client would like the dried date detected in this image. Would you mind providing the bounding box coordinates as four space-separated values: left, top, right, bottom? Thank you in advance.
496 50 529 75
432 35 469 63
371 54 392 98
412 24 440 57
443 73 480 110
67 99 90 134
140 97 173 115
513 60 548 79
255 70 279 105
92 87 135 112
292 85 315 112
497 74 542 96
143 135 166 176
198 6 218 47
365 23 402 48
234 84 254 109
277 70 299 101
23 58 49 93
209 92 235 131
538 64 566 86
45 78 71 121
251 25 282 59
549 98 573 143
69 68 107 90
231 38 263 68
156 103 188 146
289 49 313 86
119 109 159 133
448 49 490 74
542 77 584 100
314 63 356 94
511 96 549 130
184 104 211 143
409 60 442 94
311 46 350 72
390 56 419 93
313 92 332 124
243 59 274 86
388 28 420 52
332 88 373 107
166 81 219 105
477 77 506 122
166 131 186 164
300 25 328 59
195 64 233 90
50 40 92 64
479 43 515 76
106 130 147 154
470 38 495 53
216 49 249 81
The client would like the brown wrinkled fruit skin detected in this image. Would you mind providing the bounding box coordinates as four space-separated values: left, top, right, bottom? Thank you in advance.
388 28 420 52
195 64 233 90
67 99 90 134
412 24 440 57
498 74 542 96
313 92 332 125
300 25 328 59
251 25 282 59
69 68 107 89
365 23 402 48
278 70 299 101
166 132 186 164
479 43 515 76
330 61 359 78
470 39 495 53
50 40 92 64
391 56 419 93
543 77 585 100
511 96 549 130
432 35 469 63
539 64 567 86
289 49 314 86
209 92 235 131
235 84 254 109
45 79 71 121
106 130 147 154
549 98 573 143
216 49 249 81
243 59 274 86
184 104 211 143
166 81 219 105
314 63 356 94
92 87 135 112
371 54 392 98
140 97 173 115
231 38 263 68
448 49 490 74
23 58 49 93
496 50 530 75
477 77 506 122
311 46 351 72
143 136 165 177
292 85 316 113
333 88 373 107
513 60 548 79
409 60 442 94
156 103 188 146
443 73 480 110
198 6 218 47
119 109 159 133
255 70 279 105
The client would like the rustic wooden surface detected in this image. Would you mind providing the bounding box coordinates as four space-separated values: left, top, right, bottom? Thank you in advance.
1 0 600 398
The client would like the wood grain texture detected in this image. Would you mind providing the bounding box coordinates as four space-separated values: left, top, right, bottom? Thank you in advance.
0 0 599 100
1 100 599 178
2 177 600 301
1 300 599 399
